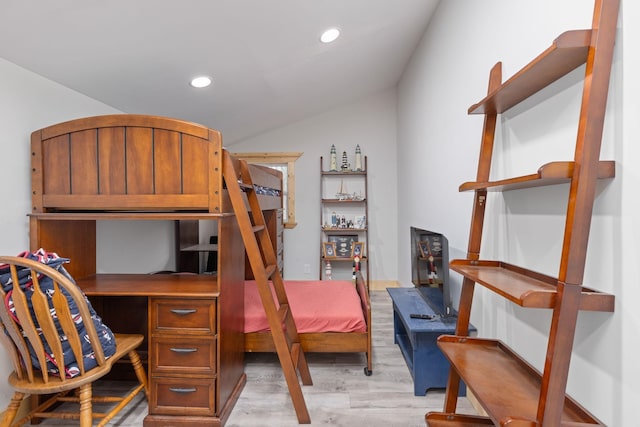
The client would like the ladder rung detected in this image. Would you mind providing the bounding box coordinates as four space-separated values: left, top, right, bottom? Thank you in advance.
238 181 253 190
252 225 266 233
265 264 277 278
278 303 290 323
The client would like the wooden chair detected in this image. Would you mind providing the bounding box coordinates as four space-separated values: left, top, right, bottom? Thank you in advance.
0 256 148 427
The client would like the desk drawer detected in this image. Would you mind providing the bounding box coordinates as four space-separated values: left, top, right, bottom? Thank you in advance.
151 336 216 375
150 377 215 416
151 298 216 333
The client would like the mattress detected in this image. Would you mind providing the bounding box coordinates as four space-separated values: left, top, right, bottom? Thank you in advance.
244 280 366 333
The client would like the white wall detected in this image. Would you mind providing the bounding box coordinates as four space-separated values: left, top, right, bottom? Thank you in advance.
397 0 638 425
0 58 123 402
229 89 398 283
0 58 118 256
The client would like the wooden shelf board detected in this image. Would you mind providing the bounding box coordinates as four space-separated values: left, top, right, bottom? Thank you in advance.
449 259 614 311
322 256 367 261
321 198 366 203
469 30 591 115
425 412 493 426
29 212 231 220
181 244 218 252
77 274 219 298
437 336 605 426
459 161 615 192
415 280 444 286
322 228 367 233
321 170 366 176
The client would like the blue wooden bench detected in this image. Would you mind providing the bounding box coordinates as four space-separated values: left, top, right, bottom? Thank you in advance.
387 286 475 396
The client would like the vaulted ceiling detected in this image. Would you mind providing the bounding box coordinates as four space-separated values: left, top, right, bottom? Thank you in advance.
0 1 439 143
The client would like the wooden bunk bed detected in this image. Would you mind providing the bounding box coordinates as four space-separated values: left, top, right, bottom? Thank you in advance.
29 114 250 426
29 114 373 423
244 273 373 376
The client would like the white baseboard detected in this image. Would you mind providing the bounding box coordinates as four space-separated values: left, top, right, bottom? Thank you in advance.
369 280 400 291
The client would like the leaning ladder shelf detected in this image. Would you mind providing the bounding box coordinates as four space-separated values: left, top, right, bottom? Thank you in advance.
425 0 619 426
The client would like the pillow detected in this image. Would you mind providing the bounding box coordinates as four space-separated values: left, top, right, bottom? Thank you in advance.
0 249 116 378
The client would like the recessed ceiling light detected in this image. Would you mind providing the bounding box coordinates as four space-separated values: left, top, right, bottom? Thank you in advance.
320 28 340 43
190 76 212 88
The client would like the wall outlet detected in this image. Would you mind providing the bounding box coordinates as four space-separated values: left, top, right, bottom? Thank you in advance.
303 264 311 274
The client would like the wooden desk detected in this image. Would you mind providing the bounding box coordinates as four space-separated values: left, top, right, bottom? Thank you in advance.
78 273 220 298
77 274 246 427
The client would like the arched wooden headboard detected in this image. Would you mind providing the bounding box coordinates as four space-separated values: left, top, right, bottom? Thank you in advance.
30 114 224 213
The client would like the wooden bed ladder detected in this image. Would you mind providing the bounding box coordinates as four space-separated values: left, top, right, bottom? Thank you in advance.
222 150 313 424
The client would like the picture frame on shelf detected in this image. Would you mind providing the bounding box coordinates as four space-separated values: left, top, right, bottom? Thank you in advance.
354 215 367 229
429 235 443 255
418 240 432 259
351 242 364 258
323 242 336 258
328 234 357 258
418 235 443 259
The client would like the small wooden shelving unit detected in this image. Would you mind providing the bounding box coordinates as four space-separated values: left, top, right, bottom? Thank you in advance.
425 1 619 426
319 156 369 286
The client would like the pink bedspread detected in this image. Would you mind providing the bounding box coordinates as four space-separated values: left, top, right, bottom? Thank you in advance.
244 280 366 333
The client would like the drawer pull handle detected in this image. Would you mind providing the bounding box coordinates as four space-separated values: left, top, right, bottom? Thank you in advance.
169 387 197 394
170 308 197 315
170 347 198 353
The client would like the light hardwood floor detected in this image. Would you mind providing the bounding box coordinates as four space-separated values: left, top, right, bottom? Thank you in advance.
23 290 476 426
